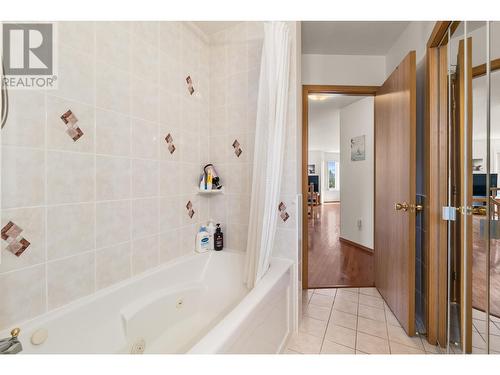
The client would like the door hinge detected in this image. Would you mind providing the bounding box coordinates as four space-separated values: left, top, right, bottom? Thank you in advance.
452 271 457 281
442 206 457 221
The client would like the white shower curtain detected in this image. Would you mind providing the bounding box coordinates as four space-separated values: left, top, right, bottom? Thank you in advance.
244 21 291 289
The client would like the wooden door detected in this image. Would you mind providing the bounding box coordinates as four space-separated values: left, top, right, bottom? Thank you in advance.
375 51 417 336
451 38 473 353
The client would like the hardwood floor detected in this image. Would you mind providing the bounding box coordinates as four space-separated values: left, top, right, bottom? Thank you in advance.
472 215 500 318
308 203 374 288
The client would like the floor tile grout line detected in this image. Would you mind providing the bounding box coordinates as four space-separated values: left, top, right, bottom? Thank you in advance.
318 288 336 353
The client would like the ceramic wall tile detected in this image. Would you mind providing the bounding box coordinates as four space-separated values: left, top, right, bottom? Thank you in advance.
131 159 159 198
131 198 159 239
46 95 95 153
95 108 131 157
96 200 131 249
1 146 45 209
132 235 159 275
47 203 95 260
47 252 95 310
96 62 130 115
96 21 131 71
0 207 45 273
1 90 46 148
0 265 46 329
53 47 95 106
96 242 131 290
96 156 130 201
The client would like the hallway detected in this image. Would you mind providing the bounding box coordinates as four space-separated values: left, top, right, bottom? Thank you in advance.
308 203 374 288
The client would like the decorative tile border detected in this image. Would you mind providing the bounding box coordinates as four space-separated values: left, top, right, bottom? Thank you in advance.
186 201 195 219
232 139 242 157
278 202 289 222
1 221 31 257
60 109 84 142
164 133 176 154
186 75 195 95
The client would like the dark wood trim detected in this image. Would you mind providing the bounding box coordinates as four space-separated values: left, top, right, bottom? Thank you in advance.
303 85 378 96
302 84 378 290
339 236 374 254
472 58 500 78
427 21 452 48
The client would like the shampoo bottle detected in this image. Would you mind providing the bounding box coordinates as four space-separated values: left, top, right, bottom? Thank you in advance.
214 224 223 251
195 226 210 253
206 220 216 250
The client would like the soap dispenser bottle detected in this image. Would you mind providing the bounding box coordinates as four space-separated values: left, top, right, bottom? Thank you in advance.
214 224 223 251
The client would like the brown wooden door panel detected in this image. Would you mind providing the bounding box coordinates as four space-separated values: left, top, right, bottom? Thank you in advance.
452 38 473 353
375 51 416 336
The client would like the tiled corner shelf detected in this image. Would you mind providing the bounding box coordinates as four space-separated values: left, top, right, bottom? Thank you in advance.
197 187 225 195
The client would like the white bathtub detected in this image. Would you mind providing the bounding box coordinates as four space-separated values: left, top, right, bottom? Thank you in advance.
1 250 294 354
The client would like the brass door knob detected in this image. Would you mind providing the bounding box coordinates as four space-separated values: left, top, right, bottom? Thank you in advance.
411 204 423 212
395 202 409 212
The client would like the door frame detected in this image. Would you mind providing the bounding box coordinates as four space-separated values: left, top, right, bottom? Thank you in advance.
426 21 478 351
301 85 379 289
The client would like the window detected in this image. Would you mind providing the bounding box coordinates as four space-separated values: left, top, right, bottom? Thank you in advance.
327 161 338 190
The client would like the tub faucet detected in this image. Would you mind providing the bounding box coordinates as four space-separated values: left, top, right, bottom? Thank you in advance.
0 328 22 354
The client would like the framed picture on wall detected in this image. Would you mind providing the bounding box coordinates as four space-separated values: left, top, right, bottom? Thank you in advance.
308 164 316 174
350 135 366 161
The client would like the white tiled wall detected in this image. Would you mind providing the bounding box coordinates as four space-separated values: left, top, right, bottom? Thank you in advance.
206 22 263 252
0 21 301 333
0 21 211 330
207 21 300 261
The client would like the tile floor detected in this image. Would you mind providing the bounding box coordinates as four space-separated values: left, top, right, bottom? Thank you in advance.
285 287 441 354
466 308 500 354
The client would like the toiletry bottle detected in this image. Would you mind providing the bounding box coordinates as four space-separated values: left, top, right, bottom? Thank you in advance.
199 173 206 191
214 224 223 251
195 226 210 253
206 220 216 250
207 170 213 190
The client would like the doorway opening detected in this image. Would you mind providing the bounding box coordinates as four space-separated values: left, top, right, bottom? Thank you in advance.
302 86 377 290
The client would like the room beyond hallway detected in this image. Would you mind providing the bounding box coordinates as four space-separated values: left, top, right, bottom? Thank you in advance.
308 203 374 288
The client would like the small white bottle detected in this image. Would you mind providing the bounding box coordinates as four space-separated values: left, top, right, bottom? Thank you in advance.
195 226 210 253
206 220 216 250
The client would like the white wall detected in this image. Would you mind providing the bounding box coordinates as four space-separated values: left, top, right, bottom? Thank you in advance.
385 21 435 76
308 104 340 152
339 97 374 249
301 54 386 85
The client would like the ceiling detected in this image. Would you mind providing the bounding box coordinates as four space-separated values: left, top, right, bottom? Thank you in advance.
308 94 366 110
301 21 409 55
192 21 240 35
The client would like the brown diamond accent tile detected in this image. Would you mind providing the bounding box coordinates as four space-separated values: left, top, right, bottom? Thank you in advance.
278 202 287 212
61 109 78 126
1 220 30 257
165 133 176 154
1 221 22 240
60 109 84 142
232 139 242 157
186 75 195 95
188 209 195 219
186 201 193 210
278 202 290 222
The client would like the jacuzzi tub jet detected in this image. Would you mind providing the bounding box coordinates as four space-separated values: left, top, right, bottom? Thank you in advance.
130 339 146 354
